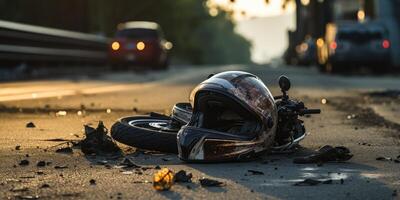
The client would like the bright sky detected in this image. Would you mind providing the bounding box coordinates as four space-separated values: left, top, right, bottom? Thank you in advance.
210 0 295 20
209 0 296 63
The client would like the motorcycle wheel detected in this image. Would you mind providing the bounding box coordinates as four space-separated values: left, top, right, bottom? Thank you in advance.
111 115 181 153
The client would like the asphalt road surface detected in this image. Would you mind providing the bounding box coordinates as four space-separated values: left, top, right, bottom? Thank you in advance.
0 65 399 200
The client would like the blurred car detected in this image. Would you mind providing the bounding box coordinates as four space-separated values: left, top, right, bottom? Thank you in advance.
317 21 391 73
109 21 172 69
296 37 317 66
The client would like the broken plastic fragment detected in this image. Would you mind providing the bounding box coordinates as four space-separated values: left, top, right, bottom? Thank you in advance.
119 157 141 168
294 178 333 186
80 121 121 155
56 111 67 116
376 157 392 161
36 161 46 167
153 168 174 191
56 147 73 154
199 178 224 187
19 159 29 166
293 145 353 164
247 170 264 175
26 122 36 128
175 170 192 183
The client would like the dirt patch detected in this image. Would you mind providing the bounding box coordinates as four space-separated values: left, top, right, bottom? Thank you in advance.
329 95 400 134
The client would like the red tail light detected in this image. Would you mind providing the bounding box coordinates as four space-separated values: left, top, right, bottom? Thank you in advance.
330 41 337 50
382 39 390 49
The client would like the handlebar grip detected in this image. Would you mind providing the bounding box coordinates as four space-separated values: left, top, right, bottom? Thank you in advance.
301 109 321 115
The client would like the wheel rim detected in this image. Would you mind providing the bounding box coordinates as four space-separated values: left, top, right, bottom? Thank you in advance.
128 119 180 132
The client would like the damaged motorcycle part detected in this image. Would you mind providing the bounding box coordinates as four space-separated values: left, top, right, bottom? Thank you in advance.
111 73 320 160
80 121 121 155
111 115 179 153
293 145 353 164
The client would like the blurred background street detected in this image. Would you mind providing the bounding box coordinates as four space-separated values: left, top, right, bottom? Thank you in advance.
0 0 400 199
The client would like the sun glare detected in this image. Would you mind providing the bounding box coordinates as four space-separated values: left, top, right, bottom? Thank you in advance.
209 0 295 20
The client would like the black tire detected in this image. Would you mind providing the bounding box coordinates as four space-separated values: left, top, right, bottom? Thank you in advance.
111 115 179 153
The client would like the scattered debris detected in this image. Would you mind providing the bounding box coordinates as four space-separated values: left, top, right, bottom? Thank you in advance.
141 166 153 171
20 176 35 179
44 138 76 142
15 145 21 150
346 114 357 120
367 90 400 98
19 159 29 166
56 147 73 154
14 195 39 199
358 142 371 146
376 157 392 161
119 157 140 168
294 179 333 186
10 186 29 192
54 165 68 169
153 168 174 191
199 178 224 187
376 156 400 164
26 122 36 128
80 121 121 155
36 161 46 167
175 170 192 183
90 179 96 185
56 111 67 116
36 171 44 175
97 160 108 165
61 193 81 197
293 145 353 164
247 170 264 175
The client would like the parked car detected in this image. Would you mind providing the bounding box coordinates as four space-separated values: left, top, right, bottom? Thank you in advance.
317 21 391 73
109 21 172 69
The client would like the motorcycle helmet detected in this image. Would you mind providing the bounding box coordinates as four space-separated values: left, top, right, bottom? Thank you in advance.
177 71 277 162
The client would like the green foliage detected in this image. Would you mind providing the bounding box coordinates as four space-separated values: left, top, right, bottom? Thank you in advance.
0 0 251 64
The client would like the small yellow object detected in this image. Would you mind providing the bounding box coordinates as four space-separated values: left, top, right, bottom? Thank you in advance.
153 168 174 191
321 98 327 104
